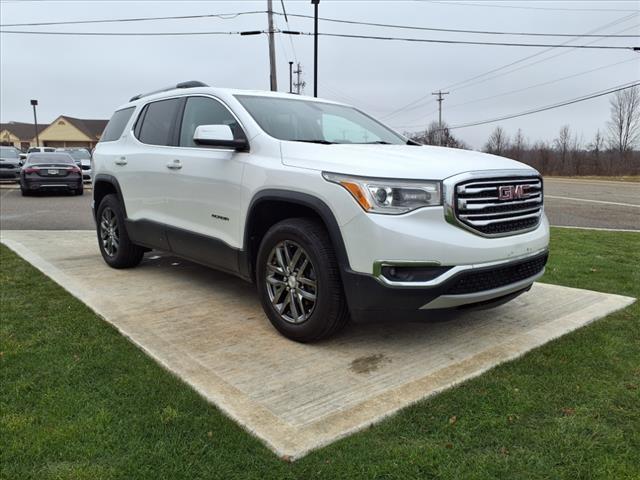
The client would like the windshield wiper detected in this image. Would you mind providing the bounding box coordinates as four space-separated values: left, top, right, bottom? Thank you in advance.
295 139 335 144
358 141 392 145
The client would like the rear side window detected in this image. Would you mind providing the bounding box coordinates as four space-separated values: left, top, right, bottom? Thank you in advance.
137 98 181 146
179 96 240 147
101 107 135 142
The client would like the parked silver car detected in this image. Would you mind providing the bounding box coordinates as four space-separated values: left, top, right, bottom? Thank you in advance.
56 148 92 182
0 146 22 181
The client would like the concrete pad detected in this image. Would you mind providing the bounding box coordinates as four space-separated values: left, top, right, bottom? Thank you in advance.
1 230 635 460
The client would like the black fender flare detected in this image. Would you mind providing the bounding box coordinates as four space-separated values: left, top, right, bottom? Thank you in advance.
93 174 127 220
242 189 351 278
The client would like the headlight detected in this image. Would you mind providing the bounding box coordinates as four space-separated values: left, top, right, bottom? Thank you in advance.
322 172 442 214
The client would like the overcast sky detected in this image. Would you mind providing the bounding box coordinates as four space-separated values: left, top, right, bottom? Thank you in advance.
1 0 638 148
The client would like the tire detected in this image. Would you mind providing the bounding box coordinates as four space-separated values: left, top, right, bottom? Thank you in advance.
20 188 30 196
96 193 144 268
76 186 84 196
256 217 349 342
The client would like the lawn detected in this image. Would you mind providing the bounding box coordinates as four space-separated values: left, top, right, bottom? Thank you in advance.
1 228 638 479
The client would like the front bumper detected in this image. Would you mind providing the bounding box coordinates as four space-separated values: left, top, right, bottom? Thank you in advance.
341 206 550 275
342 249 548 321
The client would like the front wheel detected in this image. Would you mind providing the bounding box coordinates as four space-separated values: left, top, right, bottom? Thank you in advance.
96 194 144 268
256 218 349 342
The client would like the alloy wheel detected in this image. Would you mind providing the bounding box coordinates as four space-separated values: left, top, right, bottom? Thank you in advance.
100 207 119 257
265 240 317 324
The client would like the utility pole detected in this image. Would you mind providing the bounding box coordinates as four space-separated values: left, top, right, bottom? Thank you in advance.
267 0 278 91
311 0 319 97
293 62 305 94
431 90 449 146
30 99 40 147
288 61 293 93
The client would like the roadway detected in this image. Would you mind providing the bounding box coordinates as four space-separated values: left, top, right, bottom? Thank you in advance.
0 178 638 231
543 178 639 231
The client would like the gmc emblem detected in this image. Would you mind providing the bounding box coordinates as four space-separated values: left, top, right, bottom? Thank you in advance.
498 185 527 201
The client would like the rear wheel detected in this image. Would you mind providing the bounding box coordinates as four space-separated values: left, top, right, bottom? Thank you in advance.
256 218 349 342
96 194 144 268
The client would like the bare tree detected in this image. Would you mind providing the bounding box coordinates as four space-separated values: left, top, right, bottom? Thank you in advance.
570 132 583 175
589 130 605 154
484 126 510 156
532 140 552 175
510 128 527 160
553 125 572 174
607 86 640 160
409 121 467 149
589 130 608 174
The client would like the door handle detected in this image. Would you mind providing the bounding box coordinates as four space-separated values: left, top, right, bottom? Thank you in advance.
166 159 182 170
114 157 127 166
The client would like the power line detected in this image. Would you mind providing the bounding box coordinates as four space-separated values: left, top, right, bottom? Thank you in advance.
446 58 640 111
446 23 640 96
448 81 640 130
5 23 637 48
4 9 637 39
273 16 291 85
0 10 265 27
380 13 638 120
426 1 640 13
319 82 379 111
0 29 254 36
441 13 640 91
303 32 637 50
279 0 298 63
8 27 636 48
392 75 640 130
273 12 640 38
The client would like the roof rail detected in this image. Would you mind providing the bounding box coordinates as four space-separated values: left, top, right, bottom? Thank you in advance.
129 80 209 102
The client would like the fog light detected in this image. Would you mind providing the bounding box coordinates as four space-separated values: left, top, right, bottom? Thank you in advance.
380 265 452 282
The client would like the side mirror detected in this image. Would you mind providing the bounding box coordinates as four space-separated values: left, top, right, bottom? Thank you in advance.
193 124 248 151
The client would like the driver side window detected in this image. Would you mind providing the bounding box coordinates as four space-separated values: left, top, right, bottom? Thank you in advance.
179 97 241 147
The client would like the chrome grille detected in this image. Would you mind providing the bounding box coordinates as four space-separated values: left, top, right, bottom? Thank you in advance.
453 175 543 236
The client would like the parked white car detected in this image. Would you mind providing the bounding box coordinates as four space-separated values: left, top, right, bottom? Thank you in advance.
27 146 56 154
92 81 549 342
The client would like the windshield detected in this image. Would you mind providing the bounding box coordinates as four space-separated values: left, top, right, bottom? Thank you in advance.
235 95 406 145
66 150 91 160
0 147 19 159
27 153 74 164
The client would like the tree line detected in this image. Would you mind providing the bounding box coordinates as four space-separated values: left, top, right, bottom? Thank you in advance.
407 87 640 176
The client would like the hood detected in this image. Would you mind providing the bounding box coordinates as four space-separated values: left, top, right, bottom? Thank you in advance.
280 143 536 180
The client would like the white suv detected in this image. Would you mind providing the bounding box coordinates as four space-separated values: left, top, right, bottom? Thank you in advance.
92 81 549 342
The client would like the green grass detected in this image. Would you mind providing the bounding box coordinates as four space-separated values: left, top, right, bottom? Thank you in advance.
1 228 639 479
